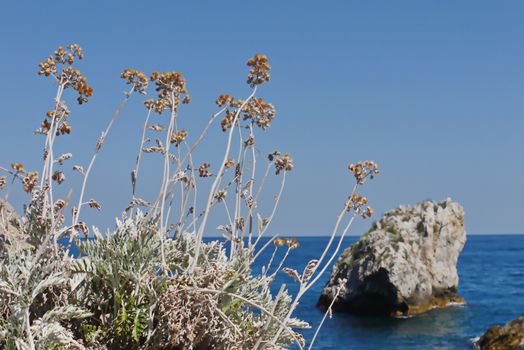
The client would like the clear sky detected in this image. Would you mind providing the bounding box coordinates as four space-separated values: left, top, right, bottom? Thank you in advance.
0 1 523 235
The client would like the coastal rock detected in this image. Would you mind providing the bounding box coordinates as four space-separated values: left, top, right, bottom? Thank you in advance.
476 315 524 350
318 198 466 316
0 199 27 252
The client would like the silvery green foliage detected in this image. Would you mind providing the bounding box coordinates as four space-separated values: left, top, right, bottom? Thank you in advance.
1 206 308 349
70 211 308 349
0 247 91 350
71 212 169 348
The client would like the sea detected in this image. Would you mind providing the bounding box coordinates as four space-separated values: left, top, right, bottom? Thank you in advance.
252 235 524 350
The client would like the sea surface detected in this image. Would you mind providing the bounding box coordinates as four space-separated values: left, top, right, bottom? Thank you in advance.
251 235 524 350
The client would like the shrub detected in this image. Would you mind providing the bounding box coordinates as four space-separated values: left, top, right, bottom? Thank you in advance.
0 44 379 349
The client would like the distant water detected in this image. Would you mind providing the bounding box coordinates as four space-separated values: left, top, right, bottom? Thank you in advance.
251 235 524 350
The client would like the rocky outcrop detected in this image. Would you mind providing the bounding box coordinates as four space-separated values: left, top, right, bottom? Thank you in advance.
318 198 466 316
0 199 27 252
476 315 524 350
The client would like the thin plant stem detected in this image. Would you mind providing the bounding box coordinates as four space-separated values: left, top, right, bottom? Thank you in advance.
190 87 257 272
72 86 135 232
253 170 287 248
307 285 343 350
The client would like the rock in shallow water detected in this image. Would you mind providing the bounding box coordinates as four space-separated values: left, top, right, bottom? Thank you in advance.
318 198 466 316
477 315 524 350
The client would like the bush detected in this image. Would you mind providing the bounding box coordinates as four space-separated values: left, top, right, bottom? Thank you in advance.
0 44 379 349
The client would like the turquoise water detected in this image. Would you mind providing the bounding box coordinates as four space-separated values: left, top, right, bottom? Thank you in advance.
255 235 524 350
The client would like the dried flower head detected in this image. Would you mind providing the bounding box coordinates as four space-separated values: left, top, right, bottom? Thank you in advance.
215 94 236 107
0 176 5 191
286 238 300 250
174 171 190 184
224 159 236 169
56 121 72 136
54 199 66 211
121 68 148 95
22 172 39 193
275 154 293 175
56 153 72 165
220 109 236 132
361 206 374 219
38 57 58 77
143 146 164 154
243 97 276 130
11 163 26 173
87 199 101 211
268 150 281 162
273 238 286 247
170 130 188 146
282 267 301 283
40 44 91 103
345 193 374 218
60 65 93 105
51 171 65 184
147 124 164 131
147 71 190 114
348 160 380 184
198 163 213 178
72 165 85 175
54 44 84 65
302 259 319 283
213 189 227 202
125 197 150 211
247 53 271 87
37 101 73 136
74 222 89 237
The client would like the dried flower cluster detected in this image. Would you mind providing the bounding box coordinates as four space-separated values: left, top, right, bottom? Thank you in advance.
22 171 39 193
11 163 26 173
345 193 374 218
38 44 93 104
244 97 276 130
144 71 190 114
120 68 148 95
37 101 73 136
52 170 65 184
348 160 380 184
169 129 187 146
224 158 236 169
198 163 213 177
216 93 276 132
274 237 301 250
274 153 294 175
247 53 271 87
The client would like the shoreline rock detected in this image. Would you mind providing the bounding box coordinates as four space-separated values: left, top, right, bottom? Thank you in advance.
476 315 524 350
318 198 466 316
0 199 27 252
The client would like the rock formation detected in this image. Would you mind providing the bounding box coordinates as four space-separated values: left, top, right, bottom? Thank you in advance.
318 198 466 316
477 315 524 350
0 198 27 252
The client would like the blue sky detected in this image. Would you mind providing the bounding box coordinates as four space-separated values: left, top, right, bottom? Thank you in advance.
0 1 523 235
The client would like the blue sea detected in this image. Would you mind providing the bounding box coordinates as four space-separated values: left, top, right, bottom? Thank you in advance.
253 235 524 350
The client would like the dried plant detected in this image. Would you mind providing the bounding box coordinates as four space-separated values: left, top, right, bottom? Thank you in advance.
0 44 379 350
